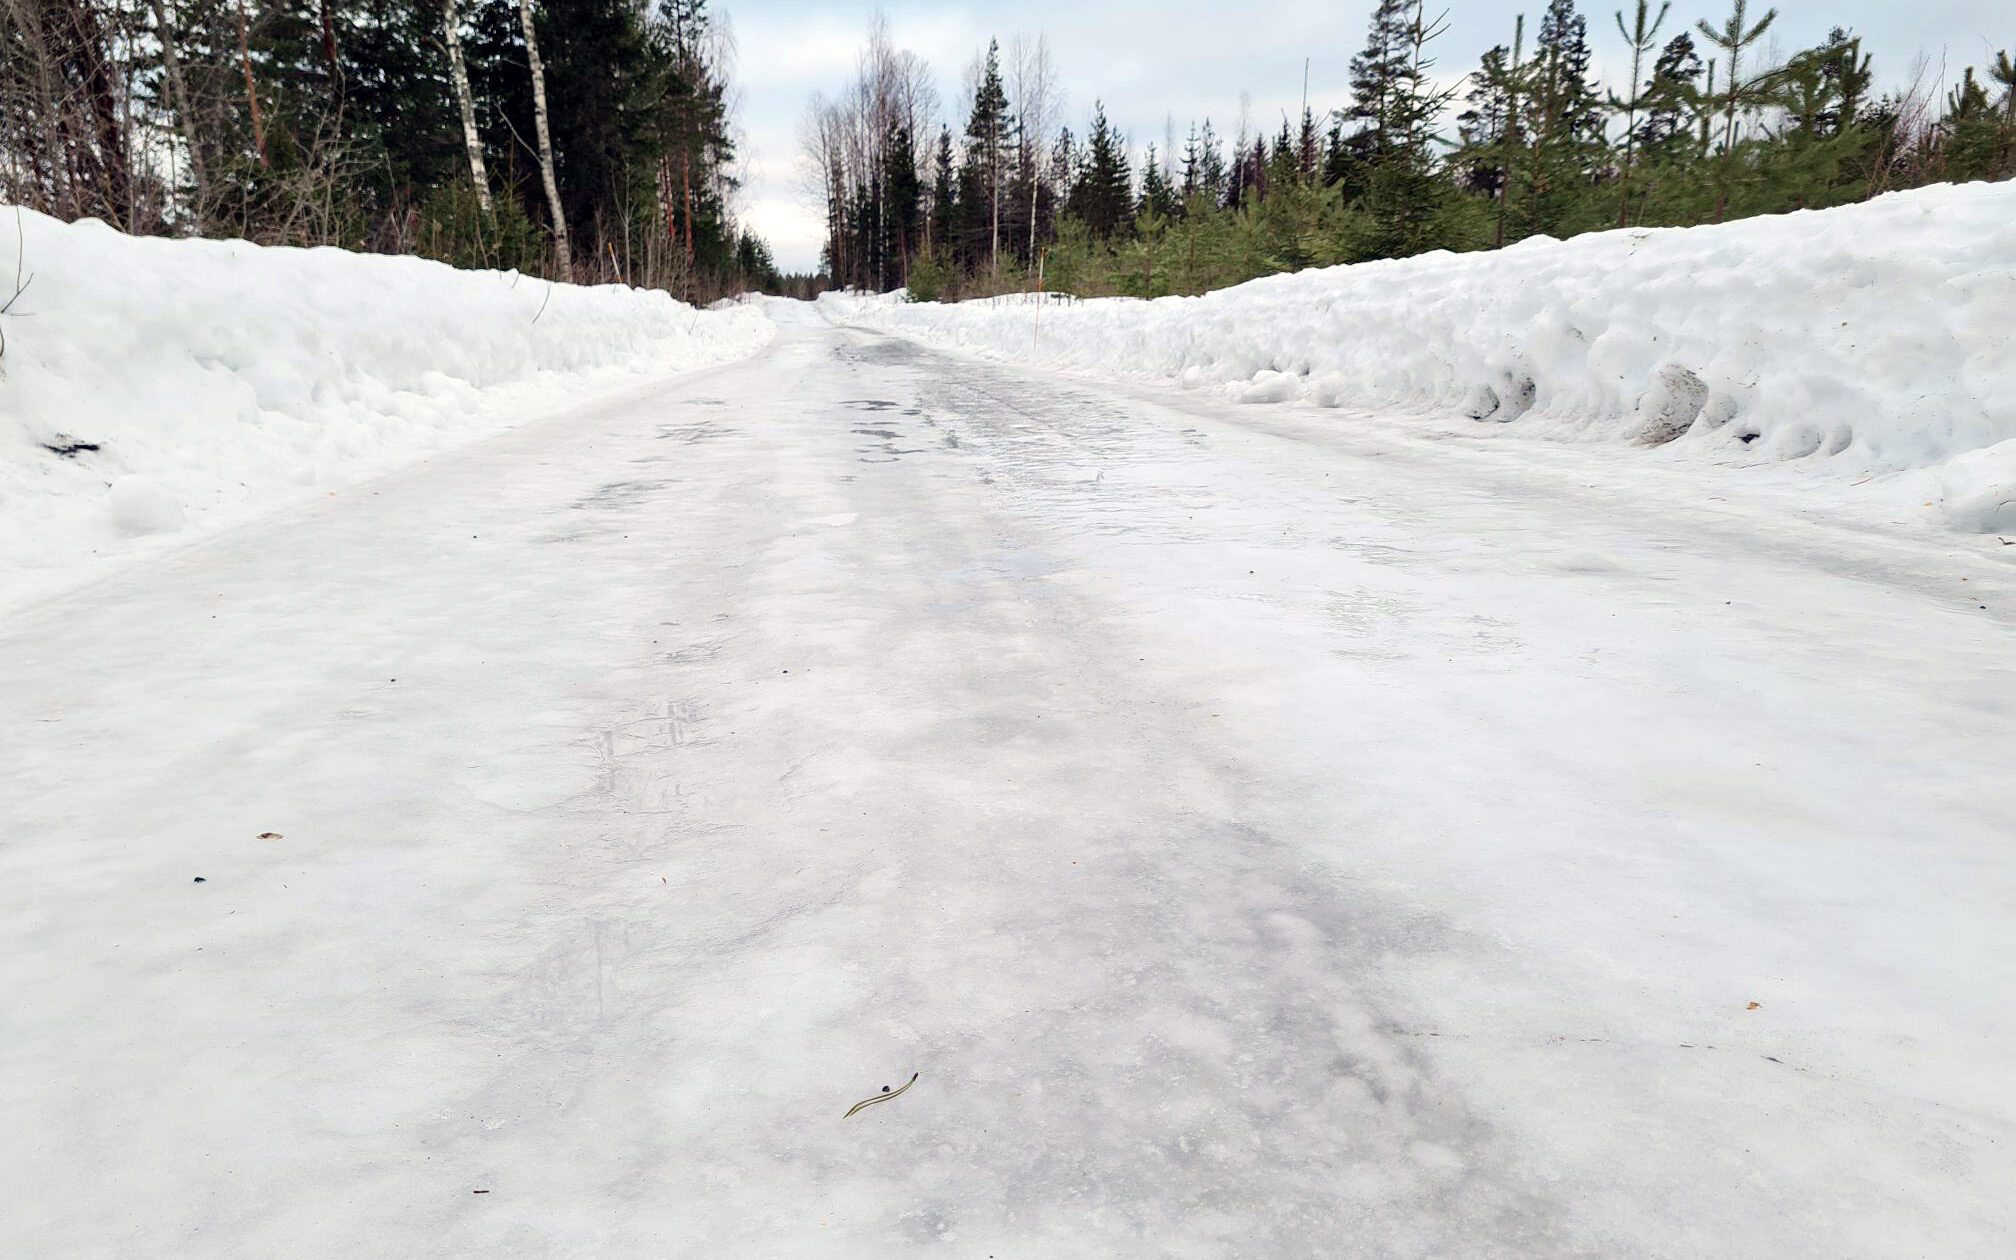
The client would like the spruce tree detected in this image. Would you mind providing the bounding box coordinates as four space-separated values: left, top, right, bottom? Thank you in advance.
1139 144 1180 220
1069 102 1134 239
1524 0 1606 236
882 123 922 284
1198 119 1228 204
1351 0 1457 255
927 126 956 259
1455 31 1525 244
1347 0 1413 162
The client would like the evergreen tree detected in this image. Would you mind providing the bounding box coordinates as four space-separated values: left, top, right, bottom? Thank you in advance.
961 39 1013 273
1608 1 1672 225
1346 0 1413 162
882 123 922 285
1939 67 2002 181
1198 119 1227 203
1351 0 1457 254
1523 0 1606 235
1296 105 1320 184
1695 0 1780 220
1636 33 1704 157
1179 122 1204 199
1068 102 1134 239
1138 144 1179 220
927 126 956 258
1266 117 1302 190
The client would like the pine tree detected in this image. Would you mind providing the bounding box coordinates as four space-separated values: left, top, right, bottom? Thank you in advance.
962 39 1012 273
1695 0 1779 220
1991 50 2016 177
1608 1 1672 225
1939 66 2001 181
1636 33 1704 157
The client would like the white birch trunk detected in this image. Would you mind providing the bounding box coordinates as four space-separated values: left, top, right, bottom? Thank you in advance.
517 0 571 283
441 0 489 212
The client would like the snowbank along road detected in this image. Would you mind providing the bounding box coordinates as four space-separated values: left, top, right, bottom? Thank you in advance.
3 304 2012 1258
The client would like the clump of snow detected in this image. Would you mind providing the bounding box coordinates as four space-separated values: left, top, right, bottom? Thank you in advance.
1938 439 2016 533
823 181 2016 533
106 475 186 537
0 209 773 610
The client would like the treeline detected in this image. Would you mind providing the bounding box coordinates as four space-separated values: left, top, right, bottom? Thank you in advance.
0 0 779 297
806 1 2016 301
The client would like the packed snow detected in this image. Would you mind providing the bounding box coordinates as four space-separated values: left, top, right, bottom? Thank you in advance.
0 209 774 611
3 205 2014 1256
3 314 2010 1257
824 180 2016 535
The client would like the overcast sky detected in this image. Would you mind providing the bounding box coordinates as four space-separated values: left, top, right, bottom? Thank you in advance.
724 1 2012 272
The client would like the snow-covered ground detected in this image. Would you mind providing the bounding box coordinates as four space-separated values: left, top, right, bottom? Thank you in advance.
3 211 2013 1257
824 181 2016 537
0 209 774 612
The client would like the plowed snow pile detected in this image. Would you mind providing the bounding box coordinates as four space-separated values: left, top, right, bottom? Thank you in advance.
0 209 773 611
825 180 2016 534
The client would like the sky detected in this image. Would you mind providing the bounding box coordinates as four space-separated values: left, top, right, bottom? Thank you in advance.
724 1 2013 272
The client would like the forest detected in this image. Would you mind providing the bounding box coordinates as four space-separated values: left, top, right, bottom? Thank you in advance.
804 1 2016 301
4 2 2011 304
0 0 777 297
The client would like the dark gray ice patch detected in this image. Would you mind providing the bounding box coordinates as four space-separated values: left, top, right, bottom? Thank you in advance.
835 338 923 365
656 422 731 443
572 480 670 511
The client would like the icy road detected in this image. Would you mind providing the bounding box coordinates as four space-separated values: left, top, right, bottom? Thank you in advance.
4 311 2012 1258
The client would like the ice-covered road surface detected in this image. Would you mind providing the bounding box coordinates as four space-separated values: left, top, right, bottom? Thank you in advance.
5 311 2012 1259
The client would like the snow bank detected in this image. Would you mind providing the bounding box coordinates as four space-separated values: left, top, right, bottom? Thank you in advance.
0 209 773 610
823 181 2016 533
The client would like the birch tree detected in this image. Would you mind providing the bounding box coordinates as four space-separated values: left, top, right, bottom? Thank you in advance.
1011 32 1060 272
517 0 571 282
441 0 490 212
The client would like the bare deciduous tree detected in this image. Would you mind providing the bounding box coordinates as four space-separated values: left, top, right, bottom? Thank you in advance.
1010 32 1060 276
